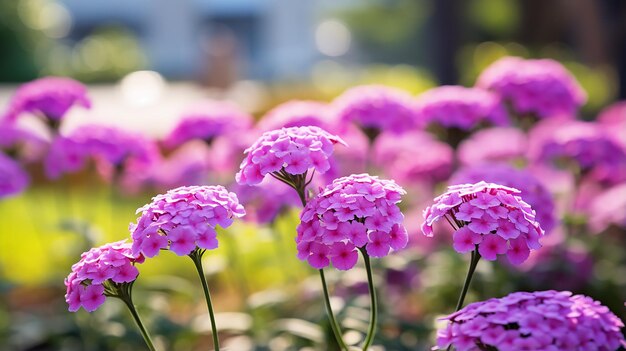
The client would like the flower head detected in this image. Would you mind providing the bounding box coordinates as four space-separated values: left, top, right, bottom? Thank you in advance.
450 164 557 234
65 241 144 312
130 185 245 258
257 100 338 132
415 85 508 130
422 181 544 264
296 174 407 270
0 152 29 199
598 101 626 150
0 121 49 162
235 126 346 186
436 290 625 351
373 130 453 185
457 127 527 166
234 179 302 224
528 119 626 184
3 77 91 122
163 100 252 149
331 85 420 135
476 56 586 118
44 124 159 180
588 183 626 233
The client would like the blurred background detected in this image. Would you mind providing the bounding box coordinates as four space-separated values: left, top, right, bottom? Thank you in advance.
1 0 626 350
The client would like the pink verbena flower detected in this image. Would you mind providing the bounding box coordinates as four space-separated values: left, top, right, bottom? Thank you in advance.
476 57 586 119
65 240 144 312
130 185 245 258
0 152 29 199
415 86 509 130
436 290 625 351
528 119 626 184
598 101 626 150
3 77 91 123
457 127 527 166
373 130 453 185
421 181 544 264
450 164 557 234
331 85 420 136
43 124 160 180
235 126 346 186
163 100 252 149
296 174 407 270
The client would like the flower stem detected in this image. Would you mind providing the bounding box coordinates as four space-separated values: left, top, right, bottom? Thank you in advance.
447 249 481 351
360 249 378 351
189 249 220 351
121 298 157 351
319 269 349 350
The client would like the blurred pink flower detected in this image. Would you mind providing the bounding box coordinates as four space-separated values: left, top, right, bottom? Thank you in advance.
296 174 407 270
456 127 527 166
65 240 144 312
44 124 160 180
331 85 421 136
528 119 626 184
373 130 453 185
3 77 91 123
436 290 625 351
163 100 252 149
257 100 338 132
588 183 626 233
233 178 302 224
415 85 509 130
422 181 544 264
597 100 626 150
476 57 586 119
0 152 29 199
130 185 245 257
0 121 49 162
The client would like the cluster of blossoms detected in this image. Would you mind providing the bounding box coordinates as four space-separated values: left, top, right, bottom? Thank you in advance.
587 183 626 233
422 182 544 264
3 77 91 122
373 131 453 185
163 100 252 149
257 100 335 132
476 56 586 119
296 174 408 270
130 185 246 257
0 121 48 162
414 86 509 130
598 101 626 150
331 85 420 135
236 126 346 185
528 119 626 184
0 152 29 199
44 124 159 180
436 290 626 351
64 241 144 312
450 164 556 234
457 127 527 166
234 180 302 224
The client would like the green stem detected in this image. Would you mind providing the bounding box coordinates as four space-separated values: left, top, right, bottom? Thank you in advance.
360 249 378 351
319 269 349 350
190 249 220 351
121 298 157 351
447 249 481 351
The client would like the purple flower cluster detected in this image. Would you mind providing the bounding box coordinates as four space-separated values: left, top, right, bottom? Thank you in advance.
257 100 336 132
0 152 29 199
588 183 626 233
476 57 586 118
235 126 346 186
234 180 302 224
373 130 453 185
332 85 420 134
0 121 48 162
130 185 245 257
163 100 252 149
457 127 527 166
65 241 144 312
436 290 625 351
422 182 544 264
598 101 626 150
3 77 91 122
415 85 508 130
44 124 159 179
296 174 407 270
450 164 557 234
529 119 626 184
